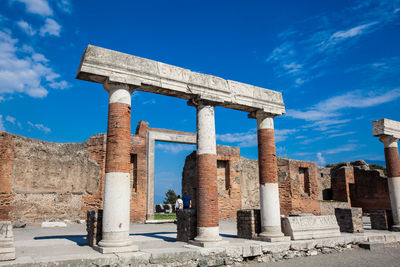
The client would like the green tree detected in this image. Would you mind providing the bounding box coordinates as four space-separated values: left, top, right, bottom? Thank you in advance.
163 189 178 205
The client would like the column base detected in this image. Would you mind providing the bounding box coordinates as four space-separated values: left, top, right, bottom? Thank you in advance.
94 244 139 254
257 231 290 242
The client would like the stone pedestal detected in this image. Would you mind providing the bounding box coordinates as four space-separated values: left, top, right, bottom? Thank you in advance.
237 209 261 239
281 215 340 240
86 210 103 247
0 222 15 261
370 210 393 230
177 209 197 242
335 208 364 233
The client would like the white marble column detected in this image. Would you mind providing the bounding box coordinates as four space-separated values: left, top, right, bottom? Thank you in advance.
97 81 138 253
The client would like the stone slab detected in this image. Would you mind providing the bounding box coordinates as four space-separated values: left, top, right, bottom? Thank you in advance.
255 235 291 242
359 242 385 250
281 215 341 240
0 252 15 262
188 240 229 248
373 118 400 138
145 219 175 224
93 245 139 254
41 222 67 228
76 45 285 115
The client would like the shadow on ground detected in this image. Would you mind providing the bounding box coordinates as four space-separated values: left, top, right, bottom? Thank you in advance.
34 235 87 246
130 232 176 242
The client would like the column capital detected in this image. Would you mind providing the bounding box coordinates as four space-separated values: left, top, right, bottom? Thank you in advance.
103 80 137 94
379 135 399 148
187 97 220 108
249 111 277 130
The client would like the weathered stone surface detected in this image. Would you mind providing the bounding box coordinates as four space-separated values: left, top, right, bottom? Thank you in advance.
41 222 67 228
281 215 340 240
320 201 349 215
77 45 285 115
0 222 15 261
237 209 260 239
335 207 364 233
86 210 102 247
177 209 197 242
370 210 393 230
373 118 400 138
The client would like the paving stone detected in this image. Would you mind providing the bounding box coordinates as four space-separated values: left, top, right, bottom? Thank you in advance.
359 242 385 250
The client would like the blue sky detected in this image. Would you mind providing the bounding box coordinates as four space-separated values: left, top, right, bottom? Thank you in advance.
1 0 399 204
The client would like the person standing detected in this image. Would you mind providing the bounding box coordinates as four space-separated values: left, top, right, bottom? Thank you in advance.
182 192 191 209
175 195 183 211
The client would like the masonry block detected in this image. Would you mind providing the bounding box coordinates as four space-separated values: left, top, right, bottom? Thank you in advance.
0 221 15 261
335 207 364 233
86 210 103 247
237 209 260 239
370 210 393 230
176 209 196 242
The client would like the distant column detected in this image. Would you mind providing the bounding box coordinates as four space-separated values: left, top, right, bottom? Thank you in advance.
97 80 138 253
380 135 400 231
254 111 288 241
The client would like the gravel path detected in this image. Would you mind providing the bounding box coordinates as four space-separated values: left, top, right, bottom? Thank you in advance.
245 246 400 267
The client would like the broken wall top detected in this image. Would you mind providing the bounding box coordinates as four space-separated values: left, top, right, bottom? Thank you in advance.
76 45 285 115
373 118 400 139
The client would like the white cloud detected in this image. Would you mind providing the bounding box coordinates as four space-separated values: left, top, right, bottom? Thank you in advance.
324 144 357 155
317 152 326 166
13 0 53 16
40 18 61 37
16 20 36 36
322 22 378 48
57 0 72 13
287 89 400 133
156 143 195 154
0 96 4 102
28 121 51 133
217 128 297 147
0 115 5 131
32 53 48 63
0 30 68 99
5 115 16 124
314 89 400 112
328 131 356 138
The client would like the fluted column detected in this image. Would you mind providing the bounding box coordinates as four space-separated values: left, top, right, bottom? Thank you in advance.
97 80 138 253
254 111 288 241
380 135 400 231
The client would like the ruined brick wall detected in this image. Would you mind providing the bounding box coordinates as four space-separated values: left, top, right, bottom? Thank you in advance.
0 133 14 221
0 121 149 223
331 161 391 212
318 167 332 200
182 145 242 220
0 132 101 223
183 153 321 219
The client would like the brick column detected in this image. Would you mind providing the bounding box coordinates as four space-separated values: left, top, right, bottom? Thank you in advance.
255 111 287 241
380 135 400 231
97 80 138 253
192 102 224 245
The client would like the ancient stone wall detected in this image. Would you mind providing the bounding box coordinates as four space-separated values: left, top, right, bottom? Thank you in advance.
318 167 332 200
0 132 102 223
331 161 391 212
182 145 242 220
0 121 149 223
183 153 321 218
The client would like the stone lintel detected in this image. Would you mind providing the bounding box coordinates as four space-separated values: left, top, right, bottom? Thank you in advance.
373 118 400 139
77 45 285 115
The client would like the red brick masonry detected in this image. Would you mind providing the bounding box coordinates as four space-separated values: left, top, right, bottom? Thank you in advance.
105 103 131 173
196 154 219 228
385 147 400 177
257 128 278 184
